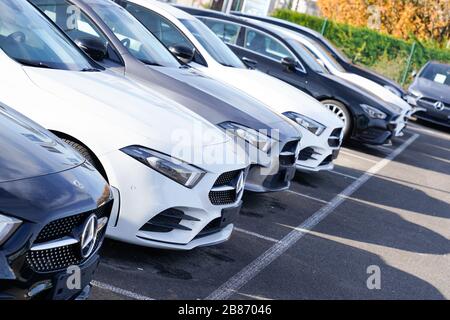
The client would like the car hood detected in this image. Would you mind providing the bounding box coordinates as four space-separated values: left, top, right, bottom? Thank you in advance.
321 73 401 116
144 66 300 140
338 72 411 113
22 67 230 151
410 78 450 104
210 67 344 128
351 63 405 94
0 103 84 183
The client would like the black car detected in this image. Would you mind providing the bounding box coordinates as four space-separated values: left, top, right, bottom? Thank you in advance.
180 7 403 145
0 102 113 300
406 61 450 127
232 12 407 99
30 0 302 193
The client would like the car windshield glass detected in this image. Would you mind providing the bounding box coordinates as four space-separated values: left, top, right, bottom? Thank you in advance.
87 0 180 67
181 19 245 68
0 0 97 70
311 40 346 72
317 34 350 63
286 38 328 73
419 63 450 87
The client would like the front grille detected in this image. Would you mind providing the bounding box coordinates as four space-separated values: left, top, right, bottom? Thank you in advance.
298 147 319 161
214 169 241 186
328 128 343 147
209 170 244 205
26 201 112 273
35 214 85 243
26 244 82 273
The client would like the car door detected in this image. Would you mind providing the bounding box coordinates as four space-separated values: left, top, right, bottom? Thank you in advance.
32 0 125 72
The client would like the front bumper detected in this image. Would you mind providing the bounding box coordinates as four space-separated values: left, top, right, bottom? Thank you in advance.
408 96 450 127
351 115 394 145
0 253 100 300
244 138 301 192
104 149 247 250
295 127 343 172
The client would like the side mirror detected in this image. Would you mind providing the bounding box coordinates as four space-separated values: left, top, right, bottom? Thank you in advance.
74 37 107 62
169 45 195 64
242 57 258 69
411 70 417 78
281 56 297 71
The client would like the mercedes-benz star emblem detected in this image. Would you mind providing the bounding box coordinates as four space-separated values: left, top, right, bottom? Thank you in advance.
80 214 98 258
434 101 445 111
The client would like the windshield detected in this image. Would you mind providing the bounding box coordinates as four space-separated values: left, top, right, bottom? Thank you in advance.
286 39 328 73
0 0 96 70
311 40 346 72
88 0 179 67
180 19 245 68
419 62 450 87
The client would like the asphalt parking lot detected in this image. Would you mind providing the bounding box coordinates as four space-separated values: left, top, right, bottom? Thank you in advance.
89 122 450 300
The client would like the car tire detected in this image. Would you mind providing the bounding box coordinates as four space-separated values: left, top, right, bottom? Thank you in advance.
62 139 97 168
321 99 352 139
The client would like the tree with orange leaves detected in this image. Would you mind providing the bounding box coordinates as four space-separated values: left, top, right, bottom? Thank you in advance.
317 0 449 45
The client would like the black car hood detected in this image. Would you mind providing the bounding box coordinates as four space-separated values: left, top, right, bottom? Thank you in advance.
0 103 83 183
320 73 400 116
351 63 405 93
132 65 300 141
410 78 450 104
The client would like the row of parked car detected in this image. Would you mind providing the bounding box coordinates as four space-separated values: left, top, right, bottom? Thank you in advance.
0 0 431 300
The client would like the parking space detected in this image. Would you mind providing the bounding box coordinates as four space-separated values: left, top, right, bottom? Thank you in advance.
90 124 450 300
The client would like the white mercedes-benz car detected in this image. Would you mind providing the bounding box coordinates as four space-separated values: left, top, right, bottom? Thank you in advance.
0 0 249 250
119 0 345 172
277 27 416 137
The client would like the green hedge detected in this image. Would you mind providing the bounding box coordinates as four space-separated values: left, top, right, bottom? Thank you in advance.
272 9 450 83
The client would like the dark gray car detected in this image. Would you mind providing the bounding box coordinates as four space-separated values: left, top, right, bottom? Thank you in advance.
407 61 450 128
30 0 302 193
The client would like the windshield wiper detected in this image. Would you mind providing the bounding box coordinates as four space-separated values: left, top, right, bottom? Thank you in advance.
81 67 101 72
16 59 53 69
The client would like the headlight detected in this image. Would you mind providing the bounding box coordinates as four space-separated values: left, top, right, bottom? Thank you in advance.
121 146 205 188
219 122 277 153
360 104 387 119
384 85 402 97
283 111 326 136
0 214 22 246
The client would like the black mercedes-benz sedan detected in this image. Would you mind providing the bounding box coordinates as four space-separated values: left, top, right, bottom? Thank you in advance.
406 61 450 128
0 102 113 300
180 7 403 145
232 12 407 99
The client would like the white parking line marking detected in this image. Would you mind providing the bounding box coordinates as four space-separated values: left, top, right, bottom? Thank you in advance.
286 190 329 204
205 133 419 300
329 170 358 180
235 227 279 243
91 280 154 300
340 150 379 163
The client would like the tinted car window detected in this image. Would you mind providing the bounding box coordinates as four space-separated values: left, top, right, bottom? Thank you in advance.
287 38 328 73
420 63 450 86
244 29 294 61
124 3 193 50
0 0 96 70
199 18 241 45
181 19 245 68
87 0 180 67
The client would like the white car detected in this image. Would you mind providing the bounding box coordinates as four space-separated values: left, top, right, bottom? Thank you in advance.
120 0 345 171
0 0 249 250
278 28 415 137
